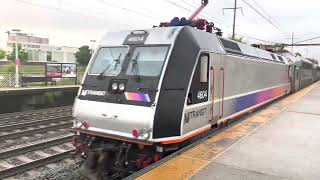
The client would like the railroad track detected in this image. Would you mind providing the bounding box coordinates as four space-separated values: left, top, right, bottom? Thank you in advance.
0 112 72 126
0 141 74 179
0 115 72 132
0 106 75 179
0 121 73 141
0 106 72 124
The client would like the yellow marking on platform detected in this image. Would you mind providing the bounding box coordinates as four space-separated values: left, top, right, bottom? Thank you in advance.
181 144 225 161
136 156 209 180
137 83 319 180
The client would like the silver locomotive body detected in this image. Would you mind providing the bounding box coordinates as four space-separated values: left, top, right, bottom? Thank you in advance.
73 26 291 144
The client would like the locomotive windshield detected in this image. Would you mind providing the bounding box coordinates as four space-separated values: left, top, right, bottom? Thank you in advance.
90 46 169 78
89 47 128 76
126 46 169 77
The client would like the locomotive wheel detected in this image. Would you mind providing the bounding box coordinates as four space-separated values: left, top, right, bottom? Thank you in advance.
97 152 110 180
86 151 99 180
86 151 111 180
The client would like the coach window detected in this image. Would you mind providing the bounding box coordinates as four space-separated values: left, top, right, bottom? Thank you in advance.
187 53 210 105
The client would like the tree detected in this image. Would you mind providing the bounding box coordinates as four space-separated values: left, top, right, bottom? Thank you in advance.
274 44 289 53
0 49 5 59
230 36 246 43
75 45 92 66
7 44 28 63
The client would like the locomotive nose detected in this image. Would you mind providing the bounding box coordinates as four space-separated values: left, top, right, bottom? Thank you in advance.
73 98 155 139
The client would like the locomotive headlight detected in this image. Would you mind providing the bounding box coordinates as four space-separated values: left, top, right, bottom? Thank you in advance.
119 83 125 91
111 83 118 91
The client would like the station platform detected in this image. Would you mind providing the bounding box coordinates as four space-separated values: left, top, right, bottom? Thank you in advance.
0 85 80 96
137 82 320 180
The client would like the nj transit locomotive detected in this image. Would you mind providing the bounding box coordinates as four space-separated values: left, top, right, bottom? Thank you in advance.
71 25 319 179
71 4 319 180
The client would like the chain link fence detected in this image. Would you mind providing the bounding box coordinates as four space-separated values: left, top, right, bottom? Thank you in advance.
0 72 85 88
0 73 17 87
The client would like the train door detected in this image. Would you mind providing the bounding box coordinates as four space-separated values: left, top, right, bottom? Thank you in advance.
209 53 223 124
289 65 295 93
294 66 300 91
182 52 211 134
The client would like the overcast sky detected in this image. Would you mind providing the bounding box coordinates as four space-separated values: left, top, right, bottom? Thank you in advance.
1 0 320 58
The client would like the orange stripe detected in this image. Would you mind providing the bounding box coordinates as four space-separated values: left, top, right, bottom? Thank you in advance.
161 126 211 145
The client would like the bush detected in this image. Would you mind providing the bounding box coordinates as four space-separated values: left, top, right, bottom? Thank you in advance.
6 64 15 73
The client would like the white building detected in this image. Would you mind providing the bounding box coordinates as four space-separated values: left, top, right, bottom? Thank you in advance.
6 33 78 63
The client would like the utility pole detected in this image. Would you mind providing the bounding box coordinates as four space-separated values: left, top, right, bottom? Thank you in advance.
11 29 21 87
291 32 294 53
232 0 237 40
90 40 96 53
223 0 243 40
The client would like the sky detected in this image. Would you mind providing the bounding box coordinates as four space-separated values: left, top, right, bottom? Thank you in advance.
1 0 320 58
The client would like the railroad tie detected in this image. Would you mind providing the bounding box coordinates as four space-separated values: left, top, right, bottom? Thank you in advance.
33 151 51 158
50 146 67 153
0 160 15 169
15 155 34 163
64 143 74 149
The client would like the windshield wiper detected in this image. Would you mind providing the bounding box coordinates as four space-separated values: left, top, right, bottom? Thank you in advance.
97 53 122 80
131 52 141 82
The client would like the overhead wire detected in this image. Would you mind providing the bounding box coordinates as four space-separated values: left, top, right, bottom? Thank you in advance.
14 0 109 23
236 34 280 44
250 0 280 27
164 0 233 31
98 0 161 20
241 0 285 35
166 0 277 44
15 0 286 46
180 0 224 23
294 36 320 44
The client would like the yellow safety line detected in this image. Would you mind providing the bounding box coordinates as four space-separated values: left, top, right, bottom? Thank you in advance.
137 83 318 180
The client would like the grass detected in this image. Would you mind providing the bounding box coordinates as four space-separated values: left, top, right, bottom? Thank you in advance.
0 66 8 73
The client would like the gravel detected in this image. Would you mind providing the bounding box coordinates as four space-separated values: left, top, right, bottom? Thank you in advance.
58 144 74 150
41 148 59 155
5 157 25 166
27 158 86 180
24 152 43 160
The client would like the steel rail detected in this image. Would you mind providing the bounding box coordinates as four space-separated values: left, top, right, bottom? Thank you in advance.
0 106 71 118
0 121 73 141
0 107 72 122
0 115 72 130
0 149 74 179
0 134 74 159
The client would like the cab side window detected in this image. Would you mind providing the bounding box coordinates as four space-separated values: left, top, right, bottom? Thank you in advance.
187 53 209 105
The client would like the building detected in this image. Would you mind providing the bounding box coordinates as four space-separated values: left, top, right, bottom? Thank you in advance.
6 33 78 63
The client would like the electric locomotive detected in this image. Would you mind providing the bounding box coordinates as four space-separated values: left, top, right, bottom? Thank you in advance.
70 1 319 179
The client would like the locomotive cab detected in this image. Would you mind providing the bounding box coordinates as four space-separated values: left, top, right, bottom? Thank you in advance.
73 30 172 141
